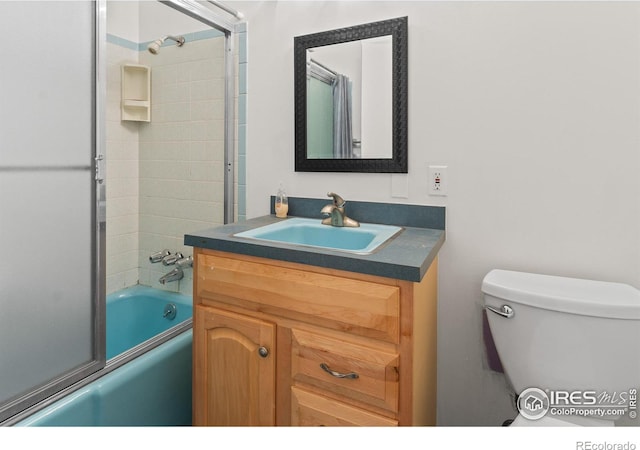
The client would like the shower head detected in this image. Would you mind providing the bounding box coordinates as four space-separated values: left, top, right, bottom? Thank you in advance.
147 39 163 55
147 35 185 55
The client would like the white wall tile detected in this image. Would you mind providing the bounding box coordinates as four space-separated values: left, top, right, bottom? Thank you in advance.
106 43 139 294
106 34 227 297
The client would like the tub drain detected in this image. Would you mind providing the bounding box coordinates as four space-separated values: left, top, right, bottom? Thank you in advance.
163 303 177 320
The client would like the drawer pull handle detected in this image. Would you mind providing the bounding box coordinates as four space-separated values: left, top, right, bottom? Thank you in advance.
258 346 269 358
320 363 359 379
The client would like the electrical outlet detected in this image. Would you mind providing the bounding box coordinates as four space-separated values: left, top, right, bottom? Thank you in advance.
428 165 448 196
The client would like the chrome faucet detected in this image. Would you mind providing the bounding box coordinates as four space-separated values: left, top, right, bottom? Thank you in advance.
321 192 360 227
176 255 193 269
161 252 184 266
158 254 192 284
159 267 184 285
149 249 171 263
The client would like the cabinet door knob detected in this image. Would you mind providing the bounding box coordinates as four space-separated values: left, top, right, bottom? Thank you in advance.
320 363 359 379
258 346 269 358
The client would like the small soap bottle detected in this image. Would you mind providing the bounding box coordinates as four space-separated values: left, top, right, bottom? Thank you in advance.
275 183 288 218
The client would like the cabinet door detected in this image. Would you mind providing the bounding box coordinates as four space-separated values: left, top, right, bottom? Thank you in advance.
194 305 276 426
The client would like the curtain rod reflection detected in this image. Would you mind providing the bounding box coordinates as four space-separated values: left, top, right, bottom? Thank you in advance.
309 58 337 76
308 58 338 85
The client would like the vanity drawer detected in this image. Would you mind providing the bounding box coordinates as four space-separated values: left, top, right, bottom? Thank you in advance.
291 386 398 427
291 329 399 413
197 252 400 343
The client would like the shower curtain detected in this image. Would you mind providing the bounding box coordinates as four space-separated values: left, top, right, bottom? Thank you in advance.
332 74 354 159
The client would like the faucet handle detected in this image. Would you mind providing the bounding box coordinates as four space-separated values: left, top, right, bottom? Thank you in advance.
149 249 171 263
162 252 184 266
327 192 346 208
176 255 193 269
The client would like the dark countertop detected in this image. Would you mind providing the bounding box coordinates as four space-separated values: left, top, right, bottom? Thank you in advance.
184 197 446 282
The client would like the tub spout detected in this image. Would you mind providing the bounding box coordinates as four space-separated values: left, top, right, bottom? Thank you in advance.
159 268 184 284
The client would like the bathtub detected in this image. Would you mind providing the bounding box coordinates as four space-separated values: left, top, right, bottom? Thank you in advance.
15 286 193 426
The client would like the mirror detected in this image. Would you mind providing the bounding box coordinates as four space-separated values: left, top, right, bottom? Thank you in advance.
294 17 408 173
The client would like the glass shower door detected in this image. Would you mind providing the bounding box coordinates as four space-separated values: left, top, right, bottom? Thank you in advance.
0 1 104 422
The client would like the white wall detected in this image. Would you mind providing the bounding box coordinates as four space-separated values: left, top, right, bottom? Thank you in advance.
236 1 640 425
138 0 211 41
108 0 211 43
361 36 392 158
107 1 139 42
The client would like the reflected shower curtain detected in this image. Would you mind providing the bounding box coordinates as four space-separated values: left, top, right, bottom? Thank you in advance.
332 74 353 158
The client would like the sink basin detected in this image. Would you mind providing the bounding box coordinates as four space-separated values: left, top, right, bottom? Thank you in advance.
234 217 402 254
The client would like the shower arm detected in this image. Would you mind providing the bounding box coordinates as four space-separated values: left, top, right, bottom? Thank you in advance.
147 35 185 55
163 35 185 46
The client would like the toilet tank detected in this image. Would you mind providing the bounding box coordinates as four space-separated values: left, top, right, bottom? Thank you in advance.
482 270 640 395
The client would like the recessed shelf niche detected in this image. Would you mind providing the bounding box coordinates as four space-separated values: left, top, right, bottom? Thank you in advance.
121 64 150 122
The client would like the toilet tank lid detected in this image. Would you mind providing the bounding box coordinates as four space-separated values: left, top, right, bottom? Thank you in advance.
481 269 640 320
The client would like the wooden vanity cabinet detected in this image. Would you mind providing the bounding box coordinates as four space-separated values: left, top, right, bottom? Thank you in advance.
193 306 276 426
192 247 437 426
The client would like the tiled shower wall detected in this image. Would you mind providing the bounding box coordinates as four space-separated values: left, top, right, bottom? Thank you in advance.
106 42 141 294
138 35 226 295
105 28 245 296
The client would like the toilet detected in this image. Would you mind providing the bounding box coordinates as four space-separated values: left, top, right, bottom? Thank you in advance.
482 269 640 426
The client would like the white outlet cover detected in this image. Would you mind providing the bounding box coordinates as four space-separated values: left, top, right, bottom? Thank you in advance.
428 165 448 196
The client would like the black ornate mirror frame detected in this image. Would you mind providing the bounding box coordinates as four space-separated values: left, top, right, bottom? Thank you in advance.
294 17 408 173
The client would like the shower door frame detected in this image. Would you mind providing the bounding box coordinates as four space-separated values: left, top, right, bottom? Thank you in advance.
2 0 241 426
0 0 107 424
160 0 239 224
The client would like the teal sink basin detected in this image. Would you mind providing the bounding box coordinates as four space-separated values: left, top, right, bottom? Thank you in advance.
234 217 402 254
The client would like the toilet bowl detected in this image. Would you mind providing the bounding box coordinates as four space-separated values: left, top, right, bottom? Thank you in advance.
482 269 640 426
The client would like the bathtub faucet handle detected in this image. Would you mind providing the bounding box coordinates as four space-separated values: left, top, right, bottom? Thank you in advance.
176 256 193 269
161 252 184 266
149 249 171 263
